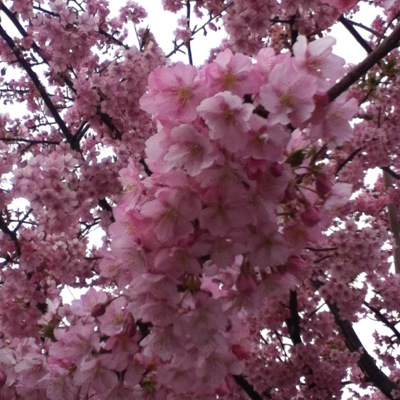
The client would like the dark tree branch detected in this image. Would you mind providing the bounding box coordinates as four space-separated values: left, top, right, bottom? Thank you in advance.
382 166 400 180
0 25 77 149
335 148 363 175
139 159 152 176
363 301 400 342
341 17 387 40
12 209 33 233
339 15 374 54
0 4 77 94
165 3 232 58
233 375 266 400
327 301 399 399
0 215 21 258
98 198 115 223
98 27 130 49
96 107 122 139
185 1 194 65
328 22 400 102
285 289 302 345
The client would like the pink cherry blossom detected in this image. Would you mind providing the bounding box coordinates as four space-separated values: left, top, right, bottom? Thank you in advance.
259 60 317 126
140 62 206 123
2 1 400 399
163 124 215 176
197 91 253 152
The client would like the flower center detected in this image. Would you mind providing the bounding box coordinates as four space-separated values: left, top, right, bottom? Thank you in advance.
222 71 237 89
176 85 193 105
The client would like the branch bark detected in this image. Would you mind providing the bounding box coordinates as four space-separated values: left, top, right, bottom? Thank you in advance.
233 375 266 400
0 24 77 149
327 301 399 399
328 22 400 101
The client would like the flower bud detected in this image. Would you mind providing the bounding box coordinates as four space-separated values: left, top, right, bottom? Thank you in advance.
316 173 331 197
300 207 321 227
236 273 257 295
270 161 283 177
91 303 107 317
245 159 267 180
0 369 6 388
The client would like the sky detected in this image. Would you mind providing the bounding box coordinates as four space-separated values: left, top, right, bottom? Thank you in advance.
128 1 379 65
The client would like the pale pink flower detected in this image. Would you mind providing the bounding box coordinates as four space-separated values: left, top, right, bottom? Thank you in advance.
310 96 358 145
74 357 118 394
248 230 290 268
259 60 317 126
140 187 200 243
197 91 253 152
98 297 128 336
293 36 345 89
163 124 215 176
140 62 206 123
202 49 261 96
70 288 109 317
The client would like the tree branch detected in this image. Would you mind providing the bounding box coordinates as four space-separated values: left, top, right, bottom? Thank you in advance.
328 22 400 101
327 301 399 399
233 375 266 400
0 215 21 258
185 1 194 65
363 301 400 342
340 16 387 40
0 137 60 145
383 169 400 274
335 148 362 175
339 15 374 54
0 4 77 94
285 289 302 345
0 25 77 149
165 2 232 58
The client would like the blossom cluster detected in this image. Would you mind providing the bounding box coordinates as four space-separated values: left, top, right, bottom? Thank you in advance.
4 0 400 398
0 32 359 398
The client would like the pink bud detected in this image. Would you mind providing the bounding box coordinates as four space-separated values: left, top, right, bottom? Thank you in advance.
236 273 257 295
269 161 283 177
300 207 321 227
91 303 107 317
0 369 6 388
122 313 136 337
286 255 307 279
245 159 267 180
316 173 331 197
231 344 249 359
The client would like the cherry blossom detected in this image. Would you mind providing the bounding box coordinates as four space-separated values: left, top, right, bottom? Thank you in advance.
2 0 400 399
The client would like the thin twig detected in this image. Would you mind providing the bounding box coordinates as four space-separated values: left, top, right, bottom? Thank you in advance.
165 2 232 58
339 15 374 54
185 1 194 65
0 137 60 145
